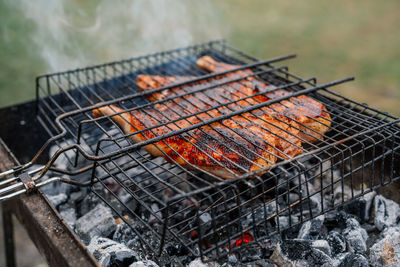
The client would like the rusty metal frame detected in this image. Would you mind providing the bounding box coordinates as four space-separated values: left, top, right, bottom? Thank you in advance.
0 138 98 267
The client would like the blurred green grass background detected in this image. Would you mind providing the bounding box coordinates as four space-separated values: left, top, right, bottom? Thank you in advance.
1 0 399 115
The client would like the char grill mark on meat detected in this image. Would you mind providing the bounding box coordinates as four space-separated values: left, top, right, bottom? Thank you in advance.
196 56 332 143
136 74 304 160
92 56 331 179
92 103 278 179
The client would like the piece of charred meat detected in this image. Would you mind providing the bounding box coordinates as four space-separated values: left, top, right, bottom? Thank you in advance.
92 103 281 179
196 56 331 142
92 56 331 179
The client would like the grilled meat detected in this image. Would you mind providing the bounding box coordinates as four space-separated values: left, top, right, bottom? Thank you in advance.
92 56 331 179
136 74 303 160
196 56 332 142
92 104 280 179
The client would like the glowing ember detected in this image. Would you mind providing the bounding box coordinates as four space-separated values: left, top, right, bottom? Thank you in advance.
232 232 254 248
191 231 197 238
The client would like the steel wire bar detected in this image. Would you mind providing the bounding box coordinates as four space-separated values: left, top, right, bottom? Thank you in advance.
13 40 398 262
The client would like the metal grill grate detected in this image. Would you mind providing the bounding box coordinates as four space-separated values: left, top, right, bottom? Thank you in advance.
2 40 400 263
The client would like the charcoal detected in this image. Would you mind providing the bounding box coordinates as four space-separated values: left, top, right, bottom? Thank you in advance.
240 259 275 266
187 258 221 267
165 243 189 257
246 201 276 225
118 191 132 205
187 258 208 267
288 193 300 203
333 185 358 206
113 223 136 244
281 223 302 240
275 215 299 230
297 215 325 240
47 193 68 208
311 161 341 195
372 195 400 231
58 201 75 213
369 227 400 267
342 218 368 253
341 191 376 222
127 230 182 262
311 240 331 257
361 222 377 233
199 212 212 224
70 191 85 203
148 203 161 223
326 231 346 256
239 245 262 262
227 254 238 264
326 210 358 232
260 233 282 257
88 236 138 267
168 256 190 267
270 240 333 267
364 224 381 249
78 193 100 217
75 204 117 242
105 192 134 216
293 194 324 220
60 208 77 229
323 215 343 233
129 260 159 267
124 197 138 213
336 253 369 267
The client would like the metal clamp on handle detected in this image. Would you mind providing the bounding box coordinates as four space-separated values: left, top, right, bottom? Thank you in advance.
19 172 36 194
0 166 44 202
0 166 92 202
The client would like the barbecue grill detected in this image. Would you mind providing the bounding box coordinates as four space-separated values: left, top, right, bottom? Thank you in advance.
1 40 399 265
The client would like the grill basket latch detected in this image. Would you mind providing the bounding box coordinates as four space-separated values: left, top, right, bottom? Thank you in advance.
19 172 36 194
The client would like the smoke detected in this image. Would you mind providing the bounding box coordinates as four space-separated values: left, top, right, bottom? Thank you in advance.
5 0 225 72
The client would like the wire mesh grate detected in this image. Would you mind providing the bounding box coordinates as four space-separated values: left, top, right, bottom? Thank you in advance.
28 40 400 262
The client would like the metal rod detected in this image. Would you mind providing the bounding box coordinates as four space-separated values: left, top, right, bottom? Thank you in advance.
99 77 354 158
0 52 297 182
2 204 16 267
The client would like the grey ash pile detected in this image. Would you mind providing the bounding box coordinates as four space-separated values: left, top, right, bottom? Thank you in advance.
39 168 400 267
36 137 400 267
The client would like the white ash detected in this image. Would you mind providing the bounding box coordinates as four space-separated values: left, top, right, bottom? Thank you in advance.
47 193 68 208
70 191 85 203
373 195 400 231
50 177 400 266
129 260 159 267
333 184 362 206
311 160 342 193
59 208 77 229
297 215 325 240
113 223 136 245
87 236 138 267
270 240 333 267
341 191 376 222
326 231 346 256
332 253 369 267
75 203 117 242
42 138 400 266
342 218 368 253
187 258 221 267
311 240 331 257
276 215 300 229
369 227 400 267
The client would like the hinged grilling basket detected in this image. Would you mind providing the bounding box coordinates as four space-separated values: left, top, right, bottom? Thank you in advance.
1 40 399 263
